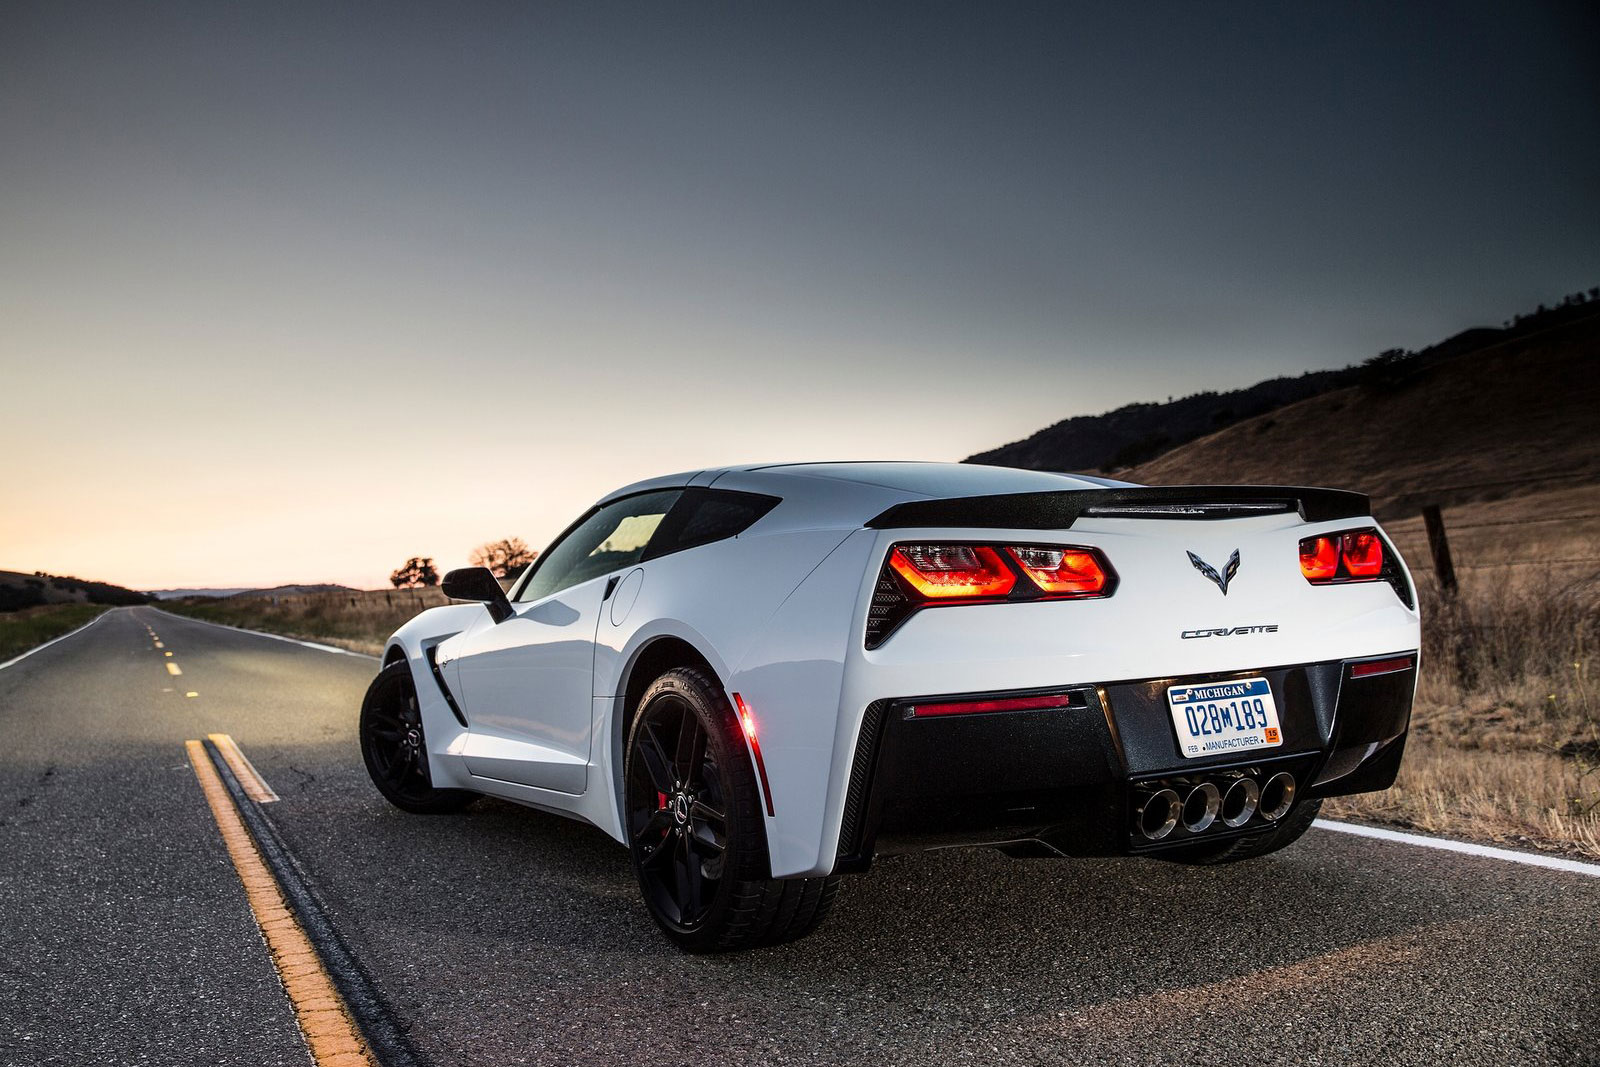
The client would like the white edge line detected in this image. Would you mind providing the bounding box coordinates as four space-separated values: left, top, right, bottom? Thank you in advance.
149 606 379 660
1315 818 1600 879
0 608 113 672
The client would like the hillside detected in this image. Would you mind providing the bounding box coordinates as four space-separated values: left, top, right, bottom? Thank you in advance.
1122 313 1600 517
0 570 152 612
970 296 1600 475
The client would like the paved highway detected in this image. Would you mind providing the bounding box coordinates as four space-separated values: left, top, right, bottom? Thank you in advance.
2 606 1596 1066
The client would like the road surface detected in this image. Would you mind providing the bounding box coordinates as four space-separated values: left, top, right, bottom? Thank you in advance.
1 606 1596 1066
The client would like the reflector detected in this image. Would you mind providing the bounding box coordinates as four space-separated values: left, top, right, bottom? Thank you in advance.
1350 656 1413 679
908 693 1073 718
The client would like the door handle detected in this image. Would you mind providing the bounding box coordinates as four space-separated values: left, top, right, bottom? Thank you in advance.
603 576 620 601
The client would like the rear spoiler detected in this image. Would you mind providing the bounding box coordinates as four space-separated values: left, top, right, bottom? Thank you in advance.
865 485 1371 530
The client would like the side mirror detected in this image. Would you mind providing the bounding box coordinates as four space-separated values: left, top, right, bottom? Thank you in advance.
441 567 514 623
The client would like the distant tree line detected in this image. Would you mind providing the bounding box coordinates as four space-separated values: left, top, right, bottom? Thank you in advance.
389 537 539 589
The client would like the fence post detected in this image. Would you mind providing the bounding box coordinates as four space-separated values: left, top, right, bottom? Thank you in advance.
1421 504 1458 595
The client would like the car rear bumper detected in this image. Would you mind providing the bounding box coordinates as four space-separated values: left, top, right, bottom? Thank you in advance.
832 653 1415 872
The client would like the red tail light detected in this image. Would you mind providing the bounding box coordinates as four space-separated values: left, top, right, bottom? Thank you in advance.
1299 528 1390 584
1340 531 1384 577
1007 546 1111 596
888 544 1015 599
868 540 1119 648
1299 536 1340 580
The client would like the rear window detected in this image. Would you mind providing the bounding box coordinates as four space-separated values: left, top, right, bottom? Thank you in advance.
644 489 780 560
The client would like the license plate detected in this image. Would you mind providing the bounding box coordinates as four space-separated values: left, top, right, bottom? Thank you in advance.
1167 676 1282 759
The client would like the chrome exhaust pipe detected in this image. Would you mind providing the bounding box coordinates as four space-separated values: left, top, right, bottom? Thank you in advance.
1135 788 1181 841
1259 772 1296 822
1180 782 1221 833
1220 777 1260 828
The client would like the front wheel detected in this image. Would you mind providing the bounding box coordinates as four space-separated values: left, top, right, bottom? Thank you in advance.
359 660 476 814
624 668 838 952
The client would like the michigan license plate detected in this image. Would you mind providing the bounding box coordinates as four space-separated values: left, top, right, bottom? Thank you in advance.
1167 677 1282 759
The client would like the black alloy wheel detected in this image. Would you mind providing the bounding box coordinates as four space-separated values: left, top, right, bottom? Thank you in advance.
626 689 730 929
624 668 840 953
359 660 476 814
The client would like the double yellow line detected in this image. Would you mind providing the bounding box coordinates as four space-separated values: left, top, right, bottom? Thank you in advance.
187 736 375 1067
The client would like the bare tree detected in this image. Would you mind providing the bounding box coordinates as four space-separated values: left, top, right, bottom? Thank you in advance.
469 537 537 580
390 557 440 588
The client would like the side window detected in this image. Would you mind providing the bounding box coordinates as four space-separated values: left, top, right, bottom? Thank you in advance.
515 490 681 603
644 489 780 560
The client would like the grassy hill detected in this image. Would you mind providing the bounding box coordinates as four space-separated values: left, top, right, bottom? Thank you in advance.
971 295 1600 479
1123 311 1600 517
0 570 152 613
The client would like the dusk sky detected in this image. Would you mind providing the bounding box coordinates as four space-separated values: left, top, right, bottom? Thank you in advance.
3 3 1597 589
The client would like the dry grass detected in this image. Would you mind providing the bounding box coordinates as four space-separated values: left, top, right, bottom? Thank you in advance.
160 587 450 656
1325 562 1600 859
0 603 112 662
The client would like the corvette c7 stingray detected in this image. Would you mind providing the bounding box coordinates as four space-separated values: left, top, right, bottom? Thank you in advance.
360 462 1420 951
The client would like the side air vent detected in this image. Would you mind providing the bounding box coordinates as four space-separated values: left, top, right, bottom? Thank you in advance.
836 700 889 866
865 568 914 650
425 644 469 728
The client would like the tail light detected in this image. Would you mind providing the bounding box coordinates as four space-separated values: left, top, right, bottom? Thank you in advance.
1298 527 1412 607
867 541 1117 648
1007 546 1110 596
1340 531 1384 577
1298 536 1340 581
888 545 1015 599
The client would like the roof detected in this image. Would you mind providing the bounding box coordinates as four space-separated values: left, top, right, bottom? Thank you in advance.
598 461 1133 513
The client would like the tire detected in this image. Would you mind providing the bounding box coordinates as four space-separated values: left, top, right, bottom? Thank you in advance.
359 660 477 814
624 667 839 952
1162 797 1323 866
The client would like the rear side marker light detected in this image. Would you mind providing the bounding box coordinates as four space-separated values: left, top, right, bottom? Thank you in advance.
1006 546 1110 595
907 694 1074 718
888 544 1015 598
1350 656 1414 679
732 694 775 817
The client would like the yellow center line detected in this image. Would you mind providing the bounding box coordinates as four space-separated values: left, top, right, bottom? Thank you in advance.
208 733 281 803
166 662 183 676
185 740 376 1067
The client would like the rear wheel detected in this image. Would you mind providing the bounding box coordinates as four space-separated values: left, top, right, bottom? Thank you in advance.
625 668 838 952
1162 797 1322 865
359 660 476 814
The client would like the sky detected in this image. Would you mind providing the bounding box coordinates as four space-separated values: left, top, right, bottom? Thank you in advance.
2 2 1597 590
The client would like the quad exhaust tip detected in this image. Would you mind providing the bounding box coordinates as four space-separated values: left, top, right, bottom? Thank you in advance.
1136 788 1182 841
1180 782 1221 833
1220 776 1260 828
1134 771 1297 839
1259 772 1296 822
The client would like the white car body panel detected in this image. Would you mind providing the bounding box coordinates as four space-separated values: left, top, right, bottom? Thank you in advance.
379 462 1422 878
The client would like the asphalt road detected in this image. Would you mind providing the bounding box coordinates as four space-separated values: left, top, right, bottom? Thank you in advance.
2 606 1597 1067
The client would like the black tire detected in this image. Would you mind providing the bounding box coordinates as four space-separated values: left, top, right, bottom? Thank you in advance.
1162 797 1323 866
624 667 839 953
359 660 477 814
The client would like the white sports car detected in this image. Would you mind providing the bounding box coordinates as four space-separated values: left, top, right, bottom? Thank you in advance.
361 462 1420 951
